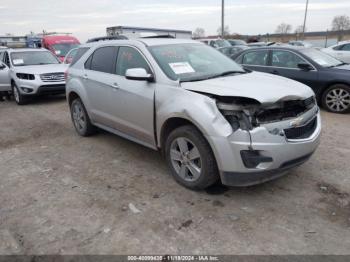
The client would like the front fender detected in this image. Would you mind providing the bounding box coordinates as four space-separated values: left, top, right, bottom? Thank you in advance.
155 85 233 147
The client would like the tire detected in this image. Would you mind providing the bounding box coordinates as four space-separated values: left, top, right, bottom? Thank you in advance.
12 83 27 105
321 84 350 114
165 125 219 190
70 98 96 136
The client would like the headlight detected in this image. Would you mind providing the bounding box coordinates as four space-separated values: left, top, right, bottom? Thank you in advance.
16 73 35 80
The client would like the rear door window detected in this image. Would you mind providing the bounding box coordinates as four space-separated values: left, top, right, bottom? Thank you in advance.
116 46 150 76
341 44 350 51
242 50 269 66
89 46 117 74
272 50 306 69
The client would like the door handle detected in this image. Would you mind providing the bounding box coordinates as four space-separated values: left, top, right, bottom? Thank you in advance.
83 74 88 80
111 83 119 90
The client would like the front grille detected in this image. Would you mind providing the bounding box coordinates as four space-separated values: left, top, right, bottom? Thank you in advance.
256 96 316 123
284 117 317 140
40 72 65 82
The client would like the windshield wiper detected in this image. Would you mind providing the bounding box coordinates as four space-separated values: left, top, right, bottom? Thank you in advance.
328 62 348 68
180 70 246 83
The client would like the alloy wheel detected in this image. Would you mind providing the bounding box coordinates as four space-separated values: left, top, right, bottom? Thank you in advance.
72 102 86 133
170 137 202 182
325 88 350 112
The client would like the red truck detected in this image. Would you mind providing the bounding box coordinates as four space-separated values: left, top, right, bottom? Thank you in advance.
42 35 80 62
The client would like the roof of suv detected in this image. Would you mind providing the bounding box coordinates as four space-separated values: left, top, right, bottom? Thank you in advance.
5 48 51 53
82 38 201 48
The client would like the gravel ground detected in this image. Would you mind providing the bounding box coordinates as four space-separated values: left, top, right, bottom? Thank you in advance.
0 96 349 255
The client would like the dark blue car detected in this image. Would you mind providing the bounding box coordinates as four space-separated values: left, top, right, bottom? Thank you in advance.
232 46 350 113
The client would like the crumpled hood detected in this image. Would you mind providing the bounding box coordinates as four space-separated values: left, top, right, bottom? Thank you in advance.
14 64 69 75
181 71 315 104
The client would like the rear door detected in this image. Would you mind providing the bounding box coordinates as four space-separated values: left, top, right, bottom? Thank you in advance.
237 50 270 73
0 51 11 91
83 46 119 126
268 50 319 90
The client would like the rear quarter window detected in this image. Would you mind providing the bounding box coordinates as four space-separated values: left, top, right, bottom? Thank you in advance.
70 47 90 66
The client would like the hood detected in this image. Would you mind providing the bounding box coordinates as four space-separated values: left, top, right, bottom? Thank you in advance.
14 64 69 74
333 64 350 71
181 71 315 104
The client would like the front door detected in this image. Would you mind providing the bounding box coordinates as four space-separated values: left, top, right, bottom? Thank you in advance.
269 50 319 90
0 52 11 91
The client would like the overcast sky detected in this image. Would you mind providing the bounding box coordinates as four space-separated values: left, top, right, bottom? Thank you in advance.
0 0 349 42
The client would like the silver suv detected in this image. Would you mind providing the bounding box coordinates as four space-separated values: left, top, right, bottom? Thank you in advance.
0 48 67 105
66 39 321 190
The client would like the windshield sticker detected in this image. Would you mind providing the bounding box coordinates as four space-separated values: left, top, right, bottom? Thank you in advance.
13 59 24 65
55 50 61 55
169 62 195 74
314 59 328 66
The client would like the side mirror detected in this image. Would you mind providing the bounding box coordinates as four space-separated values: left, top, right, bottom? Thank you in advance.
298 63 313 71
125 68 154 82
0 63 6 70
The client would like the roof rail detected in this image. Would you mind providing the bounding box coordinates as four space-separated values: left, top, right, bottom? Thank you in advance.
86 35 128 43
140 35 175 39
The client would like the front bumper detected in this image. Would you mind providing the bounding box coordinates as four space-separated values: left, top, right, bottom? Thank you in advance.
16 78 65 96
207 106 321 186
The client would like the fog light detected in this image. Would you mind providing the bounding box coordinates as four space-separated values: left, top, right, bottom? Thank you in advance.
241 150 273 168
21 87 33 93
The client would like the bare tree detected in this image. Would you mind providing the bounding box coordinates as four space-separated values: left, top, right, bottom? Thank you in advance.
217 26 230 37
275 23 292 34
193 28 206 39
332 15 350 41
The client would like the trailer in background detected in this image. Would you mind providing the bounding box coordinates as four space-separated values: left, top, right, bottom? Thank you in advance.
106 26 192 39
0 35 27 48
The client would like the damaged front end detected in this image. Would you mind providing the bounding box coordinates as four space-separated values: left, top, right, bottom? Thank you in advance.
216 95 317 134
215 95 319 169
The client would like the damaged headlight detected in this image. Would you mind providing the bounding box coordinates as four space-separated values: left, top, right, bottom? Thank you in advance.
216 97 260 131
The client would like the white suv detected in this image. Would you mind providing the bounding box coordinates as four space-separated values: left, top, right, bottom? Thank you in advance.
0 48 68 105
66 39 321 190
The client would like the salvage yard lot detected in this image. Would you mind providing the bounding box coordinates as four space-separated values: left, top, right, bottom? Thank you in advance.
0 96 349 254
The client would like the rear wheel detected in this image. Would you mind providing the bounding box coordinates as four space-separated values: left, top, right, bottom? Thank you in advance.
322 84 350 113
165 125 219 190
12 83 27 105
70 98 96 136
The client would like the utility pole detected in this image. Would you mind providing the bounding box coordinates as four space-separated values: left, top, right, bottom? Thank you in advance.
221 0 225 38
302 0 309 40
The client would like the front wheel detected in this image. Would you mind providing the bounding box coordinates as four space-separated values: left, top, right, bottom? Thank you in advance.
322 84 350 113
165 125 219 190
12 83 27 105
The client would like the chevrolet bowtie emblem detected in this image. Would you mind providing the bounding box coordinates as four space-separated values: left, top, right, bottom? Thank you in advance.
290 117 304 128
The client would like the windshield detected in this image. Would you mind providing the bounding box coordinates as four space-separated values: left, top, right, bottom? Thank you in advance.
11 51 60 66
300 48 344 68
230 40 247 46
148 43 245 82
52 43 79 56
215 40 231 48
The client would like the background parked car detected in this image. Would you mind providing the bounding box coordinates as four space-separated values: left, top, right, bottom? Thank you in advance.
218 45 249 58
42 35 80 62
232 46 350 113
198 38 231 49
227 39 247 46
289 41 313 47
322 41 350 63
0 48 68 105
